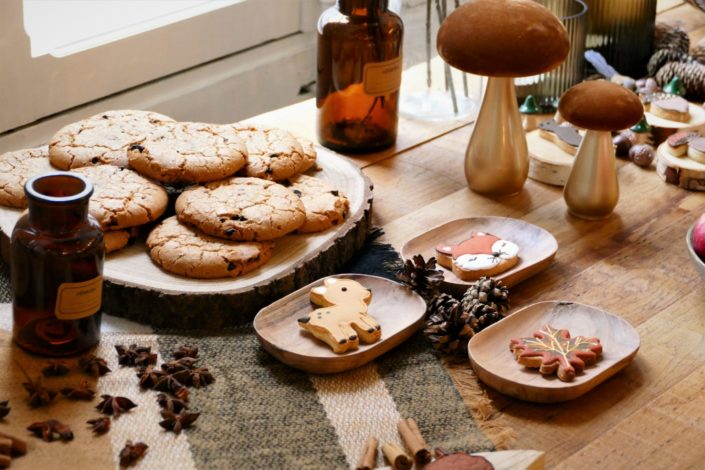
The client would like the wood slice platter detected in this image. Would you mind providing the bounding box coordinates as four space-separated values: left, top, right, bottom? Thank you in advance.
656 142 705 190
468 301 640 403
254 274 426 374
526 129 575 187
402 217 557 295
0 147 373 329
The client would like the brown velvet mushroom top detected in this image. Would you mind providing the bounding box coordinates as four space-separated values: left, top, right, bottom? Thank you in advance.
558 81 645 131
436 0 569 77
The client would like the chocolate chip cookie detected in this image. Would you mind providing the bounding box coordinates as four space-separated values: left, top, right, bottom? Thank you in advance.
72 165 168 230
127 122 248 184
49 110 174 169
0 146 54 208
284 174 349 233
175 177 305 241
146 216 274 278
234 125 309 181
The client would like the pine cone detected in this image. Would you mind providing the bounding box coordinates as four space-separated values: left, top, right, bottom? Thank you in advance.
647 48 689 77
692 38 705 65
654 24 690 55
423 294 474 356
396 254 444 301
656 61 705 101
466 302 502 332
461 277 510 316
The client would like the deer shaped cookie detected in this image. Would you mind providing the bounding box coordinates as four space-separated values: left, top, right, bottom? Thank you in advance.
297 278 381 353
436 231 519 281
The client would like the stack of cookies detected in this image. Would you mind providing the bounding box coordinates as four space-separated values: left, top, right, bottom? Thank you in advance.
0 110 350 279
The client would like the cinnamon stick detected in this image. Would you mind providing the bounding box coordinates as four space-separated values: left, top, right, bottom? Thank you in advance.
356 436 378 470
382 442 411 470
398 418 431 464
0 438 11 456
0 432 26 457
0 454 10 469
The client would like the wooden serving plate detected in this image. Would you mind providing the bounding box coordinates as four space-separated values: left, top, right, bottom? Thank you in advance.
254 274 426 374
526 128 576 187
401 217 557 294
656 142 705 191
0 147 373 329
468 301 640 403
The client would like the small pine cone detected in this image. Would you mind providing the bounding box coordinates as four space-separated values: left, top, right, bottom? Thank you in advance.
692 38 705 65
656 61 705 101
654 22 678 48
654 24 690 55
461 277 510 316
467 303 503 332
647 48 689 76
396 255 444 302
423 294 474 356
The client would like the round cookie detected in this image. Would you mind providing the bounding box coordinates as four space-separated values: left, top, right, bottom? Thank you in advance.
175 177 306 241
49 110 174 169
146 216 274 279
72 165 168 230
296 135 318 173
127 122 248 184
104 229 131 254
234 125 307 181
0 146 54 208
284 174 349 233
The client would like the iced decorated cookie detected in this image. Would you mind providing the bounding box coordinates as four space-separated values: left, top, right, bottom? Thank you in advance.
687 137 705 164
297 278 380 353
666 131 698 157
435 231 519 281
650 94 690 122
538 119 582 155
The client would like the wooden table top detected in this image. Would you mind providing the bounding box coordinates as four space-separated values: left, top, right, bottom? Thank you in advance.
252 2 705 468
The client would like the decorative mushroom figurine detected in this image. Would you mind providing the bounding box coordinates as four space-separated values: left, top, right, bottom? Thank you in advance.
558 80 644 219
437 0 569 195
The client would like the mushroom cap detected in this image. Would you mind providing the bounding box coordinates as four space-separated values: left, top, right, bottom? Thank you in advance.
436 0 570 77
558 81 645 131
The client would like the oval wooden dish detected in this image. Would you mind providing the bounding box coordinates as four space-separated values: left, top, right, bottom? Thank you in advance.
401 217 557 294
468 301 640 403
0 147 372 329
254 274 427 374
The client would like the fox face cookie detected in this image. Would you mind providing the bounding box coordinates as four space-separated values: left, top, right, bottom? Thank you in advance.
298 278 381 353
435 232 519 281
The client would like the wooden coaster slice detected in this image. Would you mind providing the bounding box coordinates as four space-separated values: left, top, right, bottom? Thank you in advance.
526 129 575 187
656 142 705 191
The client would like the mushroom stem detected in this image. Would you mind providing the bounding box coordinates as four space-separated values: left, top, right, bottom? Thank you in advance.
563 129 619 219
464 76 528 195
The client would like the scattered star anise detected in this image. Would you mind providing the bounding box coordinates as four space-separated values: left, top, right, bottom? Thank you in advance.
27 419 74 442
174 386 189 403
119 440 148 468
115 344 157 367
160 357 198 373
159 409 200 434
61 381 96 400
96 395 137 416
154 373 188 395
79 355 111 377
0 401 9 419
172 345 199 359
41 361 70 377
87 417 111 435
136 365 166 389
189 367 215 388
156 393 188 413
22 376 57 407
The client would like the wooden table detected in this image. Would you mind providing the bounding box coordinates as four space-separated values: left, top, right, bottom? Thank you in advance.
250 2 705 468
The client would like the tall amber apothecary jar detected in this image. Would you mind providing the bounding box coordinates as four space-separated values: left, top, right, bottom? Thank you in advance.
11 172 104 356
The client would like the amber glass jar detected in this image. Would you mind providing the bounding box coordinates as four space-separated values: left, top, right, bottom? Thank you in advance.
11 172 104 356
317 0 403 152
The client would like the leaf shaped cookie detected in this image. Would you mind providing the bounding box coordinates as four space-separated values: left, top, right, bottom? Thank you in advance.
509 325 602 382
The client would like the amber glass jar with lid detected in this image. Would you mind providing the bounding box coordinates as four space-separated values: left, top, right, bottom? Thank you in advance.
11 172 104 356
317 0 404 152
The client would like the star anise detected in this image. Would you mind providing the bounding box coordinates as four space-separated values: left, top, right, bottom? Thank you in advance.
159 409 200 434
87 417 111 435
115 344 157 367
27 419 74 442
136 365 166 389
172 345 199 359
0 401 9 419
96 395 137 416
154 373 189 395
156 393 188 413
41 361 70 377
189 367 215 388
22 376 57 407
79 355 111 377
61 381 96 400
160 357 198 373
119 440 148 467
174 386 189 403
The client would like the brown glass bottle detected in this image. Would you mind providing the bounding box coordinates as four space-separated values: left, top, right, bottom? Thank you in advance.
317 0 403 152
11 172 104 356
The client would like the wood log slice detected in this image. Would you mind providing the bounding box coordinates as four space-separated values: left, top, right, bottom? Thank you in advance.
656 142 705 191
526 129 575 187
0 147 373 329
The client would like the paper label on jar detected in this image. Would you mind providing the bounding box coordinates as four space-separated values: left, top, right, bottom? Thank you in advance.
55 276 103 320
363 56 402 96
